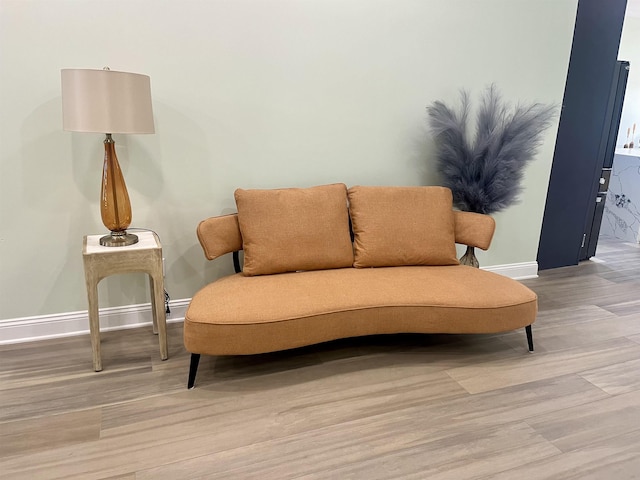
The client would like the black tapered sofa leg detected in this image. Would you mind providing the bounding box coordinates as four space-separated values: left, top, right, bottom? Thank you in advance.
525 325 534 352
188 353 201 389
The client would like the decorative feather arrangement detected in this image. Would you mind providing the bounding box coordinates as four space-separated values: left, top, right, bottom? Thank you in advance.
427 85 556 214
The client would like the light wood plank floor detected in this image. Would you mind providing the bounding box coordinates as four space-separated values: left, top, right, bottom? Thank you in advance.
1 237 639 479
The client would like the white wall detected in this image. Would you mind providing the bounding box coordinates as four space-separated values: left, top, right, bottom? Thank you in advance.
0 0 577 323
618 16 640 149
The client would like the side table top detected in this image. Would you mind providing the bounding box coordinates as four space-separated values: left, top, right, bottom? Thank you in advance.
83 231 161 254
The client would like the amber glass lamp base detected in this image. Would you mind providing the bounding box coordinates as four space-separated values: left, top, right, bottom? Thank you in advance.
100 134 138 247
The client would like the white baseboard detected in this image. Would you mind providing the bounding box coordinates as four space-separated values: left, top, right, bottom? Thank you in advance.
483 261 539 280
0 300 189 345
0 261 538 345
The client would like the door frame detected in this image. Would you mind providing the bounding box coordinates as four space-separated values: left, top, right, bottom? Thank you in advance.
537 0 628 270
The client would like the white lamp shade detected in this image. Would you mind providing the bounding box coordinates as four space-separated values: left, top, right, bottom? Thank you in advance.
61 69 155 134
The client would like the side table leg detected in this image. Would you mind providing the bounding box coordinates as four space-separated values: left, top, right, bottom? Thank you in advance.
86 277 102 372
148 275 159 335
151 273 168 360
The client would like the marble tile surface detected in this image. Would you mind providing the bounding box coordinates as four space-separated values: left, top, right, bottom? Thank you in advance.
600 151 640 243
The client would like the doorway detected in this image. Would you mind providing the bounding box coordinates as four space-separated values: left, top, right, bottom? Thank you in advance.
580 60 630 261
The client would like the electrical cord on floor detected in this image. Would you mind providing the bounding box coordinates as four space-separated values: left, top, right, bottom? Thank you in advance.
128 227 171 315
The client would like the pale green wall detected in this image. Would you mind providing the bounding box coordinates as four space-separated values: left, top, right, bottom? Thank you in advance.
0 0 577 321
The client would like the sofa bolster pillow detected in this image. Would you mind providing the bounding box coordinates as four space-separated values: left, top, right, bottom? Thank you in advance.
453 211 495 251
197 214 243 260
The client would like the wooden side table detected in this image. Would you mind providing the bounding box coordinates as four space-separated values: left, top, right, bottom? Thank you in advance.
82 231 168 371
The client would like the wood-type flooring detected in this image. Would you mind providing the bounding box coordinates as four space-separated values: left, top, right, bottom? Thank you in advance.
1 237 639 479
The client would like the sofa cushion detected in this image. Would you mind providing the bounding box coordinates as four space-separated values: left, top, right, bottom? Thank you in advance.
234 183 354 276
348 186 458 267
184 266 537 355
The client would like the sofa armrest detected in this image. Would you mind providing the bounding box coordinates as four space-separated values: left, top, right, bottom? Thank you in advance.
197 214 243 260
454 211 495 251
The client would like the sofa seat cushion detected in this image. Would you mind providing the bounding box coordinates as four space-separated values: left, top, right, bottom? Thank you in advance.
184 266 537 356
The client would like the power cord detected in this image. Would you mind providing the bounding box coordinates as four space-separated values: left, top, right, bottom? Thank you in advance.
128 227 171 315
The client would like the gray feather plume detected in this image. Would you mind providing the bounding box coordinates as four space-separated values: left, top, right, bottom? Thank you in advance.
427 85 556 214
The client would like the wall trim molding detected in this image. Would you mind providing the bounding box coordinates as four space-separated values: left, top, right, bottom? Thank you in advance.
0 300 190 345
0 262 538 345
482 261 539 280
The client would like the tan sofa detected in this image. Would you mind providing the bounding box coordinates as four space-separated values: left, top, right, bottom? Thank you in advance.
184 184 537 388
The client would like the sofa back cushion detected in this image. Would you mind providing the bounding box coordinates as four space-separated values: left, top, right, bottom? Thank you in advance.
348 186 459 267
235 183 354 276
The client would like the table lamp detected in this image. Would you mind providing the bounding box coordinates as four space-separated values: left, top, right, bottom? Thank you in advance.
61 68 155 247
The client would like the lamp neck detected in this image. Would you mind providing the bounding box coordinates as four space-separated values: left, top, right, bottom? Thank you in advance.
104 133 114 144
